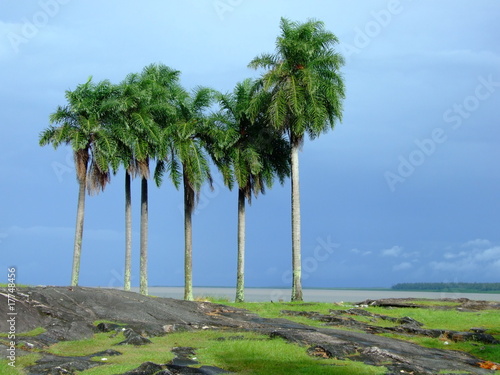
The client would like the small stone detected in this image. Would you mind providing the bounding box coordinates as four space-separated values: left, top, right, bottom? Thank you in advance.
470 327 486 333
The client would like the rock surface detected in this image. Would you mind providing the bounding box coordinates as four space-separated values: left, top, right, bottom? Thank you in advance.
281 307 500 344
1 287 498 374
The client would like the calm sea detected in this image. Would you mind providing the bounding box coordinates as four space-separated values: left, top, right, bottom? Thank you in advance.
130 287 500 303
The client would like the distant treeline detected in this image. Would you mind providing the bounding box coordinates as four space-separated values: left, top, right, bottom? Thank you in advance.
391 283 500 293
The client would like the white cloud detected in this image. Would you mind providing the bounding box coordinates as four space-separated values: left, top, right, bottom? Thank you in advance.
429 244 500 274
402 251 420 259
351 248 372 256
474 246 500 262
443 251 467 259
393 262 412 271
462 239 491 248
381 246 403 257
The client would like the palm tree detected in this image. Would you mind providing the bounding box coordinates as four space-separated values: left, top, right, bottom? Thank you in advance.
127 64 178 295
105 76 142 292
156 85 215 301
249 18 345 301
212 79 290 302
39 78 117 286
105 65 178 295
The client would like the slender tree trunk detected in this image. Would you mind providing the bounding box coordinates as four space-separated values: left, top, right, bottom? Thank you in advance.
71 178 86 286
139 177 148 295
183 173 194 301
235 189 246 302
291 144 303 301
124 171 132 291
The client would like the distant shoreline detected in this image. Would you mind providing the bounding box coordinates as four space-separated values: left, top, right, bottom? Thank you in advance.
126 286 500 302
146 285 500 294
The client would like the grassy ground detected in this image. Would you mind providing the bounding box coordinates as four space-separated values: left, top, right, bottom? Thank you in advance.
217 299 500 363
1 298 498 374
1 329 386 375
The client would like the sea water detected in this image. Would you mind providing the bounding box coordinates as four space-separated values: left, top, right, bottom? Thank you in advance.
129 287 500 302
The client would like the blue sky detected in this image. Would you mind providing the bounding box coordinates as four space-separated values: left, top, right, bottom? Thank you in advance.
1 0 499 290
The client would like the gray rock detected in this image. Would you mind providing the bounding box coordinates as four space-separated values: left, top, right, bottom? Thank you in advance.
117 328 152 346
118 361 163 375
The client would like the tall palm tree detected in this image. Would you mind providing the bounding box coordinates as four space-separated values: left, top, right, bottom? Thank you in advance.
106 65 177 295
156 85 215 301
39 78 117 286
212 79 290 302
105 76 142 292
127 64 178 295
249 18 345 301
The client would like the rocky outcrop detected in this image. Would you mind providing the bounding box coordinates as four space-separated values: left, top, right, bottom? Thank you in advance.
281 307 500 344
1 287 498 375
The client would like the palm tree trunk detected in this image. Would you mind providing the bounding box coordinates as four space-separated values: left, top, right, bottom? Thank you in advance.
124 171 132 291
71 178 86 286
139 176 148 295
291 144 303 301
235 189 246 302
184 173 194 301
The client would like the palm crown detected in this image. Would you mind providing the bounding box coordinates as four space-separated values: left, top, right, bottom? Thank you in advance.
249 18 345 145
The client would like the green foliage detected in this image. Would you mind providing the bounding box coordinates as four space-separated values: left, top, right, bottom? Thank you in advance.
39 77 119 193
211 78 291 201
249 17 345 145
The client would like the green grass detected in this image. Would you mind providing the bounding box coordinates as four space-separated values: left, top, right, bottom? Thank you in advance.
0 284 31 288
214 299 500 363
380 333 500 362
0 354 41 375
43 327 386 375
215 300 498 335
194 295 231 303
364 307 500 334
0 327 46 338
